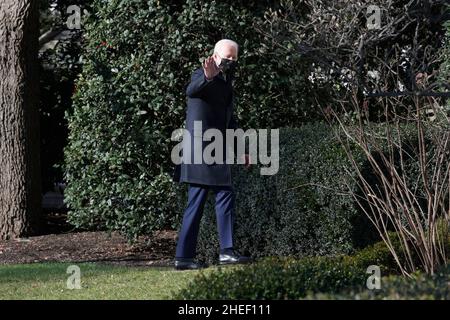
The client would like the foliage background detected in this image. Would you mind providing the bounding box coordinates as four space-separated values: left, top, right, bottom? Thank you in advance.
63 0 329 239
63 0 449 254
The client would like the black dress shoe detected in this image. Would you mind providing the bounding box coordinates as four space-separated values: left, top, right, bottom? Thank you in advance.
174 258 208 270
218 250 252 265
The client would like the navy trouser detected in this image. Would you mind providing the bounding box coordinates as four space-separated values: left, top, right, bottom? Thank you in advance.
175 183 235 258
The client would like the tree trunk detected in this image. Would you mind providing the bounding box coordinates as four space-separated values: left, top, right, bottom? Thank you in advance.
0 0 41 239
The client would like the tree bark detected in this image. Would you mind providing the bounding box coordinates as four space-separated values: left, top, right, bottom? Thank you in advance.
0 0 41 239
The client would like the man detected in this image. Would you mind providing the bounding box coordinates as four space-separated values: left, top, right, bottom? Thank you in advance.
173 39 252 270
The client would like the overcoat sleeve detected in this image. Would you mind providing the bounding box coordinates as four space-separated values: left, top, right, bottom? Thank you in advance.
186 68 214 98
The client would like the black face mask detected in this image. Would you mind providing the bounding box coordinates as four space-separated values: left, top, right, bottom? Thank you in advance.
219 58 237 73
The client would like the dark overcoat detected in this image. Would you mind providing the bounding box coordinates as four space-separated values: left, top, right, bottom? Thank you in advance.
173 67 239 186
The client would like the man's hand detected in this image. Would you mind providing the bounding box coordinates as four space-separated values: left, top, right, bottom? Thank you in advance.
203 56 220 80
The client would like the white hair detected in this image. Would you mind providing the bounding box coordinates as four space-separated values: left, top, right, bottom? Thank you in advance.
214 39 239 55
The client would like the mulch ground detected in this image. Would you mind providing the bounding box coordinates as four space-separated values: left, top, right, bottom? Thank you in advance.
0 230 178 267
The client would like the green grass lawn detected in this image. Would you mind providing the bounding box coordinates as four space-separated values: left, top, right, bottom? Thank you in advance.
0 262 216 300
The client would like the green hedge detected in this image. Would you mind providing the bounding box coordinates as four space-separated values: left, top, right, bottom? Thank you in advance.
193 123 377 263
174 256 368 300
174 238 402 299
191 121 449 265
311 264 450 300
63 0 326 240
175 237 450 299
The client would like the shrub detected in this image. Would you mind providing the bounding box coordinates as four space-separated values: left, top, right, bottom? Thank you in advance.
335 115 450 275
175 238 449 299
184 121 447 267
343 232 401 274
194 123 376 263
174 256 368 300
63 0 325 239
311 264 450 300
174 238 401 299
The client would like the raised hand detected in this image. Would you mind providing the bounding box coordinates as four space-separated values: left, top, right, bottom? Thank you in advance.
203 56 220 80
